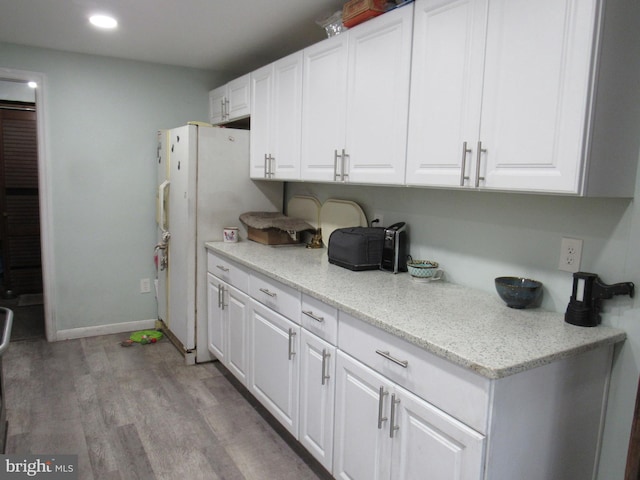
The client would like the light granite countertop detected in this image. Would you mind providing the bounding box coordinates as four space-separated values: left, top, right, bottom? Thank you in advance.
205 241 626 379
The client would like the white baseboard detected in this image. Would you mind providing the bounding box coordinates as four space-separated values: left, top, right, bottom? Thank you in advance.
54 318 158 341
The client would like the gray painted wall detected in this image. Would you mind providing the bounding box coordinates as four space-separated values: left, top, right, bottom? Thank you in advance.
286 178 640 479
0 42 223 331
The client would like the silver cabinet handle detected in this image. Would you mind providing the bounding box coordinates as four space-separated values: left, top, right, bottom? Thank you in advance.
334 149 342 181
259 287 277 298
263 154 275 178
302 310 324 323
390 393 400 438
375 350 408 368
220 99 226 120
377 386 388 429
475 141 487 187
321 349 331 385
460 141 471 186
224 98 230 120
341 149 349 180
216 265 229 273
217 284 227 310
269 154 275 178
288 328 297 360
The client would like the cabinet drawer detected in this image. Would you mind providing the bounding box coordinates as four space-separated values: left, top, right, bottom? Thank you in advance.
301 294 338 345
338 312 490 433
249 272 301 323
207 251 249 292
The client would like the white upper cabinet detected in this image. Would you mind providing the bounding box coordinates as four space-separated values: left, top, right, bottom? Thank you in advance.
345 4 413 185
209 85 226 126
208 73 251 125
405 0 486 187
479 0 596 193
406 0 640 196
300 4 414 185
301 34 349 182
250 52 303 180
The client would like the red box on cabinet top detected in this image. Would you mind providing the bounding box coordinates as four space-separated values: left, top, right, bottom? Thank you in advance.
342 0 387 28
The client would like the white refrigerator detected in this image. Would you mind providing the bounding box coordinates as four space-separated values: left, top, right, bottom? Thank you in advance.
155 124 282 363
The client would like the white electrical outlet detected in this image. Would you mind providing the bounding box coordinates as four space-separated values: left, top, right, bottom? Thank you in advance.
371 212 384 228
558 237 583 273
140 278 151 294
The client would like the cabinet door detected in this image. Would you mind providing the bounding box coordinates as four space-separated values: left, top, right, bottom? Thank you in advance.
301 34 349 181
478 0 597 193
271 52 303 180
390 384 485 480
345 4 413 185
209 85 226 125
405 0 486 187
226 73 251 120
334 351 391 480
225 284 250 386
248 299 300 437
299 330 336 471
250 64 273 179
207 273 226 362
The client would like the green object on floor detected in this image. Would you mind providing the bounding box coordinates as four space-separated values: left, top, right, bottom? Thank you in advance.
129 330 163 343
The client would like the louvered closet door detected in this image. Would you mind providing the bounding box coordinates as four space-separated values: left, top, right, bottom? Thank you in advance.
0 108 41 295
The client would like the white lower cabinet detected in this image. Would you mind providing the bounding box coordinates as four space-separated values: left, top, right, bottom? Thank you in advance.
390 384 484 480
299 329 336 471
207 251 612 480
207 273 225 363
207 273 250 386
334 351 484 480
248 298 300 437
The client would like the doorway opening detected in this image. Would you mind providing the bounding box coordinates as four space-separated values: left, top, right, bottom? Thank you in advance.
0 80 44 341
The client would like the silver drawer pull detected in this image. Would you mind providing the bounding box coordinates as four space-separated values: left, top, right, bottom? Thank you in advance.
216 265 229 272
375 350 409 368
377 386 388 429
259 288 277 298
302 310 324 323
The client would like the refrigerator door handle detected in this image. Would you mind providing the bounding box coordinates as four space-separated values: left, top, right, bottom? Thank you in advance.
158 180 170 231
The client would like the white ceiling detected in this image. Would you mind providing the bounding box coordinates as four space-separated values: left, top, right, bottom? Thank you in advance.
0 0 345 74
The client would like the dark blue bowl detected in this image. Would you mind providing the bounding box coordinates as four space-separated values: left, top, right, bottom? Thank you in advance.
495 277 543 309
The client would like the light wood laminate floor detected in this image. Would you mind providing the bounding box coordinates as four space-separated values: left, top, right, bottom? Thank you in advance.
3 334 332 480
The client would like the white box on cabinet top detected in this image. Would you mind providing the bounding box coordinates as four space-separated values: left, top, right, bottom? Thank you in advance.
300 4 414 185
405 0 640 196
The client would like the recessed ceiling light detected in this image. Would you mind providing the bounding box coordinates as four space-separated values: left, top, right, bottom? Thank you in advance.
89 14 118 29
27 82 37 89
